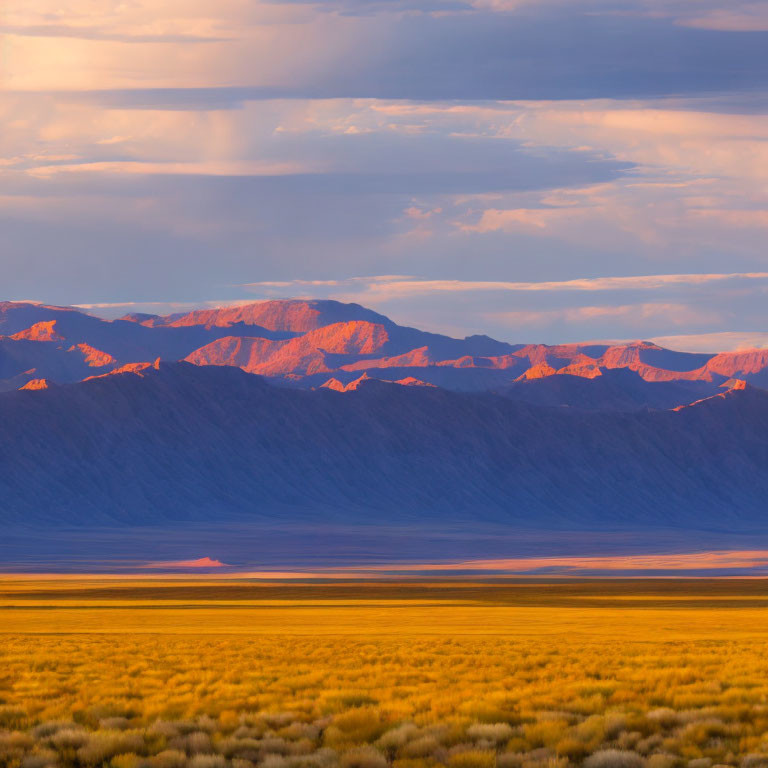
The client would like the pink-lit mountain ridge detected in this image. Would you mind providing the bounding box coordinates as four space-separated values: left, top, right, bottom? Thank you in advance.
2 298 767 402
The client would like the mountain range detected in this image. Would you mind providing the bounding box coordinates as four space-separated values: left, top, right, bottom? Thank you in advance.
3 298 768 396
3 297 768 567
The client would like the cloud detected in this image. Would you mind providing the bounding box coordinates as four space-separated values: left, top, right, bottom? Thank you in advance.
489 303 719 329
276 0 474 14
648 332 768 353
238 272 768 344
0 24 231 43
244 273 768 299
676 3 768 32
4 1 768 98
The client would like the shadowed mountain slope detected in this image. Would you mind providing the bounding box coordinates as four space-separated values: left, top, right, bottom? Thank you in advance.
2 362 768 530
501 368 723 411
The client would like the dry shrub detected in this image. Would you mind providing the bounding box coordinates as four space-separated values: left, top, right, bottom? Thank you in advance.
31 721 77 739
741 756 768 768
185 731 214 754
524 721 570 749
467 725 514 744
219 710 241 731
378 724 420 752
496 753 524 768
604 716 629 740
645 711 679 730
216 736 262 759
555 736 590 760
148 722 179 740
110 754 143 768
22 753 58 768
340 746 388 768
645 753 678 768
447 749 496 768
289 738 316 756
616 733 643 751
281 723 321 741
324 695 379 714
517 746 556 768
259 736 291 756
150 749 188 768
400 735 441 758
0 730 34 755
459 703 518 725
584 749 646 768
262 756 289 768
102 717 132 731
264 714 299 729
636 736 664 755
289 746 339 768
0 706 28 730
76 730 145 764
188 755 227 768
393 759 442 768
51 727 89 750
325 709 385 748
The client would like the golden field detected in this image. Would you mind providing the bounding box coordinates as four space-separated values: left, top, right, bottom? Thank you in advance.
4 580 768 768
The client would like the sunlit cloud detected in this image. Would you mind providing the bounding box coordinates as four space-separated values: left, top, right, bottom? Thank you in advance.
244 273 768 298
648 332 768 354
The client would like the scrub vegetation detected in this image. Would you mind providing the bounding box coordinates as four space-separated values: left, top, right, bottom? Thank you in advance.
4 580 768 768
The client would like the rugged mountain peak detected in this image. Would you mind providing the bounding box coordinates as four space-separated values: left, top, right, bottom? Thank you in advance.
10 320 64 342
517 363 557 381
557 355 602 379
320 377 347 392
187 322 390 378
130 299 392 333
705 348 768 377
302 321 389 355
721 378 748 391
342 346 435 372
84 359 160 382
68 343 117 368
672 380 755 411
320 372 372 392
321 372 436 392
19 378 51 391
394 377 437 387
341 372 371 391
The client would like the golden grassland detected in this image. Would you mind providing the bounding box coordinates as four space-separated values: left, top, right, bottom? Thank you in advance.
5 580 768 768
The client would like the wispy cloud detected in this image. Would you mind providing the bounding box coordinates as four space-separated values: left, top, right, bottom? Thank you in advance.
648 332 768 354
0 24 231 43
489 303 718 330
243 272 768 299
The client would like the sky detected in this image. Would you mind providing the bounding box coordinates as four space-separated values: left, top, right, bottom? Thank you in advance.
2 0 768 349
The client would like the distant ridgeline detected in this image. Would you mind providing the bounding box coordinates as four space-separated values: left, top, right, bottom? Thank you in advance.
1 298 766 394
1 299 768 538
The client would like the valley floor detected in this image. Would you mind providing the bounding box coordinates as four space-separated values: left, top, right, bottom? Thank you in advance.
5 580 768 768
